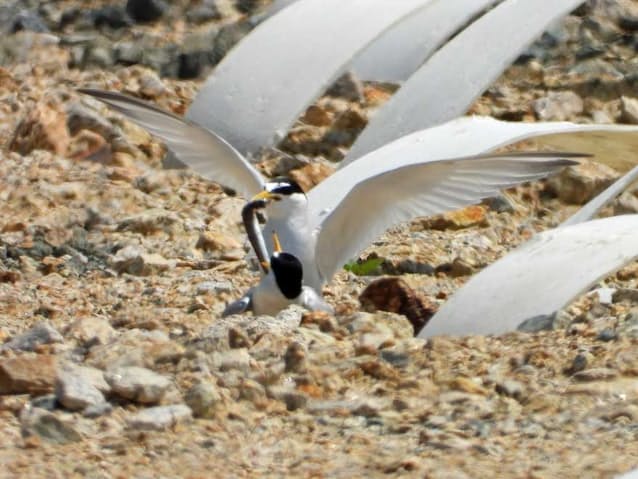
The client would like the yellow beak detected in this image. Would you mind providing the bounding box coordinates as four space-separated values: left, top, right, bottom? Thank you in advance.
252 190 276 201
272 231 282 253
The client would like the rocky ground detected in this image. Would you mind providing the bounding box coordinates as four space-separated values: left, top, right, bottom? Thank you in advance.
2 0 638 477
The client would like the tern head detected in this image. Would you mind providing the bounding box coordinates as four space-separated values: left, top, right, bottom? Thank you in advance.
252 177 307 219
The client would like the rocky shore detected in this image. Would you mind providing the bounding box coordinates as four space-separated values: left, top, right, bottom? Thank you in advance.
2 1 638 477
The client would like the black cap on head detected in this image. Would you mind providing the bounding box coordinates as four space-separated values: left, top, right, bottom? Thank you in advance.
271 252 303 299
266 177 305 196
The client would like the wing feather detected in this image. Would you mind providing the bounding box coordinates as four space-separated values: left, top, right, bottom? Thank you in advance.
78 89 264 199
315 152 583 282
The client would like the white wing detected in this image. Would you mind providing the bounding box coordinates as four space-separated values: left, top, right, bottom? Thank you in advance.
421 215 638 337
315 152 581 283
78 89 264 199
308 116 638 226
562 165 638 227
186 0 434 156
352 0 499 82
345 0 586 160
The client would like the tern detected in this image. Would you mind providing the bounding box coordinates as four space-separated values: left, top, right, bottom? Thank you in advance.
222 199 332 317
78 89 583 289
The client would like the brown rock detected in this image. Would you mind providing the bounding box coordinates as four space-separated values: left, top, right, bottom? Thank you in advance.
289 162 334 192
0 355 57 395
67 129 112 163
359 277 437 335
196 231 242 253
301 105 333 127
422 205 488 230
546 161 619 204
9 102 70 156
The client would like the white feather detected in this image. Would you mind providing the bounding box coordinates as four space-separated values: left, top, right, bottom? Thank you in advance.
78 89 263 199
352 0 499 82
315 152 580 282
421 215 638 337
346 0 587 160
185 0 435 156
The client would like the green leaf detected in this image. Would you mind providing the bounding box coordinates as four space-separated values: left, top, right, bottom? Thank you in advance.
343 257 385 276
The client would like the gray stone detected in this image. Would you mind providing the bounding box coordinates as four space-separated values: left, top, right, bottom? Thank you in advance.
517 314 555 333
55 365 108 411
21 408 82 445
105 366 172 404
127 405 192 431
196 280 233 295
533 91 584 121
2 322 64 352
184 382 222 418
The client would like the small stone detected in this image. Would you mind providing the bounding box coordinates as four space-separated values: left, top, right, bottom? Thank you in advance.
359 277 436 335
127 405 192 431
105 366 172 404
117 209 180 235
620 96 638 124
185 382 222 418
268 386 308 411
2 322 63 352
215 349 252 372
517 313 555 333
125 0 168 23
326 72 365 102
573 368 618 382
284 342 307 373
21 408 82 445
109 246 175 276
197 280 233 295
533 91 584 121
196 231 242 255
423 205 488 230
224 326 250 349
289 162 335 192
450 377 488 396
299 310 339 333
495 380 525 400
55 365 108 411
597 328 618 342
302 105 333 127
0 355 57 395
66 316 116 347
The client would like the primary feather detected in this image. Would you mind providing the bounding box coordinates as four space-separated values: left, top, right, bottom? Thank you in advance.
77 88 264 199
315 152 581 282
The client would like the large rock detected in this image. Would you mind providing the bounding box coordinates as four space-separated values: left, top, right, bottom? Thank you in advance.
359 277 437 335
0 355 57 395
1 322 63 352
127 404 192 431
55 365 109 411
546 161 619 204
105 366 172 404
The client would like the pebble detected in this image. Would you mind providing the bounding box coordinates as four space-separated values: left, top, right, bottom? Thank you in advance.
573 368 619 382
109 245 175 276
185 382 222 418
127 405 192 431
546 161 618 204
125 0 168 23
66 316 116 347
1 322 63 352
105 366 172 404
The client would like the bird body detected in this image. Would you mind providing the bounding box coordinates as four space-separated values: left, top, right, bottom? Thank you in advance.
223 202 332 317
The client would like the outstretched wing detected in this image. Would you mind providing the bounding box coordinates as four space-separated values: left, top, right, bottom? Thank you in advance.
315 152 583 283
78 89 264 199
422 215 638 337
308 116 638 224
